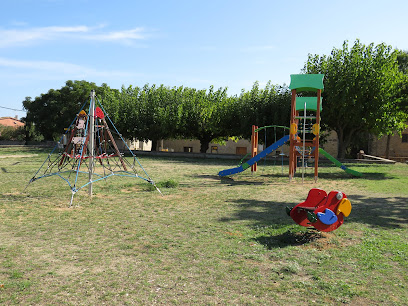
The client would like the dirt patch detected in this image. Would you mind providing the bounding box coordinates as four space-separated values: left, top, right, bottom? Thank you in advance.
0 154 38 158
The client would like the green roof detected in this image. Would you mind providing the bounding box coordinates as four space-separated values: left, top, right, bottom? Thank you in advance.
289 74 324 92
296 97 323 111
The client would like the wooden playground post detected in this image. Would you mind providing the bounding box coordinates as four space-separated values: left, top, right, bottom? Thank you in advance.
289 89 297 181
251 125 258 173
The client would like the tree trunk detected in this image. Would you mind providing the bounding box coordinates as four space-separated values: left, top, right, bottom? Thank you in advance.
151 139 159 151
24 124 30 144
385 134 391 159
336 129 346 159
199 138 211 153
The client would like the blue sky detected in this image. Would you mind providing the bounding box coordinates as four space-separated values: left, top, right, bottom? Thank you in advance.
1 0 408 118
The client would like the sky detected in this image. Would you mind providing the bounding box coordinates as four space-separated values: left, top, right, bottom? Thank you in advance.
1 0 408 118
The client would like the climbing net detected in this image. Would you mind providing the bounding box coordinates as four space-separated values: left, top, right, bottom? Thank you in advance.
26 93 161 205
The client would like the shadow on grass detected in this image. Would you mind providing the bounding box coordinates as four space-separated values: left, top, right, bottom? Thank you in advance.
348 194 408 229
219 198 318 248
219 198 293 227
254 230 325 249
257 169 390 181
223 195 408 230
219 194 408 248
194 174 265 186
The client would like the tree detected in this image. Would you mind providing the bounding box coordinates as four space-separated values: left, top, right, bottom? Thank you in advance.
137 84 183 151
22 80 292 152
23 80 101 140
178 86 232 153
397 50 408 74
303 40 406 158
229 82 291 146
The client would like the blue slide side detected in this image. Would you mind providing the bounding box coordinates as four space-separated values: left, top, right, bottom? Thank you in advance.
218 135 290 177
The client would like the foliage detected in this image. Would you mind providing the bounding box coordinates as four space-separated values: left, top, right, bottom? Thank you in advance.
396 50 408 120
0 126 25 141
103 84 230 152
177 86 235 153
22 79 292 152
303 40 407 158
397 50 408 74
232 82 291 146
22 80 109 141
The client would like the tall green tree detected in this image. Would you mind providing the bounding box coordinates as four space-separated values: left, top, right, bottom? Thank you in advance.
397 50 408 74
23 80 103 140
103 84 184 151
303 40 406 158
137 84 183 151
178 86 232 153
230 82 291 146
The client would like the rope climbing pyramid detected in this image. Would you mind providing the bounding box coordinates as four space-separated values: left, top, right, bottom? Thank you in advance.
26 90 162 206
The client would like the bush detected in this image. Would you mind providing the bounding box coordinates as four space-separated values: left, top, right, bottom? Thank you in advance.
0 126 25 141
145 179 178 191
157 179 179 188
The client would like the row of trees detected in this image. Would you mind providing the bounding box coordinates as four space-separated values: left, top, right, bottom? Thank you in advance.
23 80 291 153
304 40 408 158
23 40 408 158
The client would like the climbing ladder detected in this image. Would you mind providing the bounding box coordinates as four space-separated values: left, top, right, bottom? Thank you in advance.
288 74 324 182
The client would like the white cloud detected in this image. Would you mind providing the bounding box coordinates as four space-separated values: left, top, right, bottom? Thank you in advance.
90 27 146 41
0 25 149 48
0 57 139 80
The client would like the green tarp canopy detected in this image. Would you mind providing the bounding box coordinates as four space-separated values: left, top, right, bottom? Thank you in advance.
289 74 324 92
296 97 323 111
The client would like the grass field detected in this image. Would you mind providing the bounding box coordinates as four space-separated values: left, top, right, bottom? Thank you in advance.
0 146 407 305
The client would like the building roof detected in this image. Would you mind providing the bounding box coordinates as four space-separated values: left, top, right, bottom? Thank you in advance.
0 117 24 128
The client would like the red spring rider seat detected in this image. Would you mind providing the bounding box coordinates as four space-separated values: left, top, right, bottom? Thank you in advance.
286 188 352 232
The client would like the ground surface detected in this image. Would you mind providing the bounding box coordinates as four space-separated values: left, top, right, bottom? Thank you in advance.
0 147 407 305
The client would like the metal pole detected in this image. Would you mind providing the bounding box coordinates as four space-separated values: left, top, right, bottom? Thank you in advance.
302 101 306 183
88 90 95 197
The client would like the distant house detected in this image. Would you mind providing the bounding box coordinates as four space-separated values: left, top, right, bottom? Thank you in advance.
0 116 25 143
0 116 24 128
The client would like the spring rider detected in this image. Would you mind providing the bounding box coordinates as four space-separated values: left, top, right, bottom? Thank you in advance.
286 188 352 232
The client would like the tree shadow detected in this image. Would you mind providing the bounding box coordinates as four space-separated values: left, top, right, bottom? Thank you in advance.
219 194 408 249
258 170 390 181
347 194 408 229
222 195 408 230
196 174 265 186
219 198 329 248
254 230 326 249
219 198 293 227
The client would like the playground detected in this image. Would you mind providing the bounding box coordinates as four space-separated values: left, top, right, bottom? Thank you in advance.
0 145 407 304
0 76 407 304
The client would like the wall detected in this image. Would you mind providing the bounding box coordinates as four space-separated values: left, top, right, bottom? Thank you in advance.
105 138 152 151
161 135 339 157
371 127 408 160
320 130 338 156
161 138 254 154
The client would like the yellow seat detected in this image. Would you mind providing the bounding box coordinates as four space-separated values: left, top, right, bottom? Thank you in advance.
336 198 352 217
